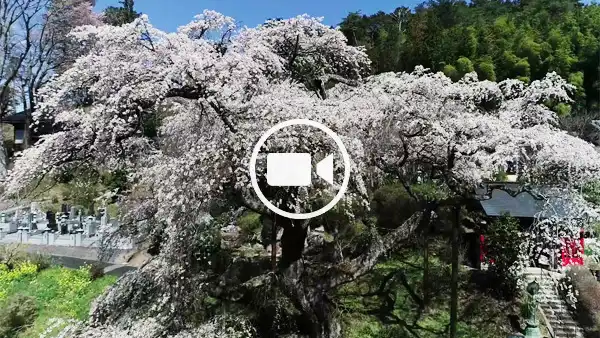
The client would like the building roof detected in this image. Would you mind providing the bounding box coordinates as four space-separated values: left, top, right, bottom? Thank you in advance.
479 186 578 219
1 112 26 124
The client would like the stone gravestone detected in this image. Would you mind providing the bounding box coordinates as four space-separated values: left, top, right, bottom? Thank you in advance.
48 230 57 245
46 210 57 231
100 208 108 227
17 226 29 243
42 228 51 245
29 211 37 231
73 228 84 246
69 206 82 220
60 214 69 235
85 216 97 237
0 213 16 233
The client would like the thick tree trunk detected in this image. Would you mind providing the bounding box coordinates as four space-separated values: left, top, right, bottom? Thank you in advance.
280 261 343 338
279 221 308 269
450 206 460 338
273 212 424 338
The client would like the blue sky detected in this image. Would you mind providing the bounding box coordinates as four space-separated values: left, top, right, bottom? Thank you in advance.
94 0 417 31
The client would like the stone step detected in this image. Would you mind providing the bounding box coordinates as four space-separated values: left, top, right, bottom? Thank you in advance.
542 308 573 317
522 269 584 338
540 302 569 310
553 328 583 338
546 311 577 319
548 318 579 327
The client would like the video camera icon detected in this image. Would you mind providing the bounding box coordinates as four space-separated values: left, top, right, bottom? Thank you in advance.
266 153 334 186
249 119 351 220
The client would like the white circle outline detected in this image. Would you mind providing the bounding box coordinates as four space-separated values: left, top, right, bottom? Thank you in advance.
249 119 351 220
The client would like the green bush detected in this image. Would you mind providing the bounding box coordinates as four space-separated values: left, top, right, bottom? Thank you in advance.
485 215 526 299
69 179 100 211
476 61 496 81
0 294 37 337
583 180 600 206
88 262 105 281
237 211 262 243
443 64 460 81
514 59 531 77
553 102 572 116
29 253 52 272
101 169 130 194
567 266 600 334
456 56 474 75
371 183 418 230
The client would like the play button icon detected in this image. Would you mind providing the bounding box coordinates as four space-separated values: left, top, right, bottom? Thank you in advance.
249 119 351 220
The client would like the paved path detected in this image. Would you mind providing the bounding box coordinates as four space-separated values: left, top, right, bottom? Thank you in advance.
50 254 136 277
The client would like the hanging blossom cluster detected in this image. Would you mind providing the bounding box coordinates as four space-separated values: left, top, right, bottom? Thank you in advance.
2 9 600 337
524 186 598 307
528 185 599 266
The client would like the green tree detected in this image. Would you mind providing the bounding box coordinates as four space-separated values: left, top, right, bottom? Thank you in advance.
486 215 527 299
338 0 600 111
455 56 474 76
102 0 140 26
443 64 461 81
476 58 496 81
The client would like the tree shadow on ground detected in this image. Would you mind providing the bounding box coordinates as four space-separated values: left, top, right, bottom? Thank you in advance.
336 248 519 337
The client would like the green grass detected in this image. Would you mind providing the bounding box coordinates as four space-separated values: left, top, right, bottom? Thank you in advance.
337 250 519 338
0 264 116 338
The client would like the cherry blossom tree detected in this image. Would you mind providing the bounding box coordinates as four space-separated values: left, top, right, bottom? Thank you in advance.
363 68 600 337
4 11 378 337
3 10 600 338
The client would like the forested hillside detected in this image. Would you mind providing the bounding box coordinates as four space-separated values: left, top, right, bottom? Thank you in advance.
339 0 600 116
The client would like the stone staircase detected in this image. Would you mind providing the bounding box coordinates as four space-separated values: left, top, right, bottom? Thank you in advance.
523 268 585 338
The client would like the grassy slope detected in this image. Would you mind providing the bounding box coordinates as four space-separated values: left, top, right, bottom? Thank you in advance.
338 251 522 338
1 265 116 338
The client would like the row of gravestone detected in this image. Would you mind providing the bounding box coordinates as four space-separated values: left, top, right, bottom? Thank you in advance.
0 203 111 237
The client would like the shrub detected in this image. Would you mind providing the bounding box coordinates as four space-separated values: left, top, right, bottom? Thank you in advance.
237 211 262 243
443 64 460 82
455 56 474 75
29 253 52 272
567 266 600 334
476 61 496 81
371 183 418 230
485 215 527 299
0 294 38 337
0 244 29 268
88 262 105 281
0 262 39 300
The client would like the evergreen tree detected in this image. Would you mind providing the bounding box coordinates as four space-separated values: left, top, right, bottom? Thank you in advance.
102 0 140 26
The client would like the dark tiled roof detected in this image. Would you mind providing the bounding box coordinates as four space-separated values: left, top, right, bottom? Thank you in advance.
1 112 26 124
479 187 576 219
